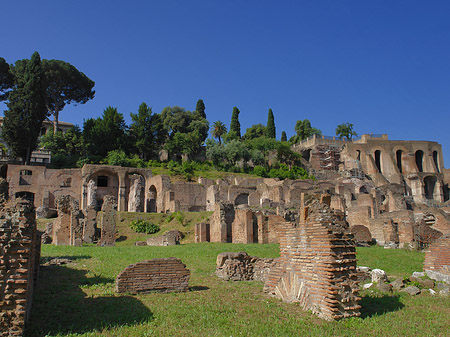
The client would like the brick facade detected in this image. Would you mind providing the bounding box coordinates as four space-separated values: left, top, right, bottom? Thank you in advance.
115 258 190 294
424 234 450 274
0 200 40 336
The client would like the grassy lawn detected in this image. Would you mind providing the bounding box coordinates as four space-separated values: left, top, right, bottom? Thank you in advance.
26 219 450 336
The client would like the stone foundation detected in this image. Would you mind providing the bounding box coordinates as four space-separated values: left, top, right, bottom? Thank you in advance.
0 200 40 336
115 258 190 293
424 234 450 284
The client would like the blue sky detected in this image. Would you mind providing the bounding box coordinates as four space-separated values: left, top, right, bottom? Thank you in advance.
1 1 450 164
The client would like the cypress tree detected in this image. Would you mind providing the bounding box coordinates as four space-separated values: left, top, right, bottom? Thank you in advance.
281 131 287 142
195 99 206 119
3 52 47 164
229 106 241 140
266 108 276 138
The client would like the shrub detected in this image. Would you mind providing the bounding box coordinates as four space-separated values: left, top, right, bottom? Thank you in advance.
130 220 160 234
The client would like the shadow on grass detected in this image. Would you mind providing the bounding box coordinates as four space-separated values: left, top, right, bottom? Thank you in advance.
116 235 128 242
189 286 210 291
26 258 153 336
359 293 404 318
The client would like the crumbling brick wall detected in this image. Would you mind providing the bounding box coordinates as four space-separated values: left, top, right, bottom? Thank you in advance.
115 258 190 293
215 252 273 282
424 234 450 276
264 202 360 320
0 200 40 336
97 195 117 246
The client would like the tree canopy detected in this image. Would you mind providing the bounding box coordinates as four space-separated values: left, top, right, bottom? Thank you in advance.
0 57 13 101
289 119 322 143
42 59 95 133
195 99 206 119
243 124 266 140
336 122 357 140
2 52 47 164
211 121 227 144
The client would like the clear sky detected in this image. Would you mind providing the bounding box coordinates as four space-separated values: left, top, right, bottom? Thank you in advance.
1 1 450 164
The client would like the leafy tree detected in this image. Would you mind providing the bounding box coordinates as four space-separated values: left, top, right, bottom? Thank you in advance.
160 106 208 159
129 102 165 160
224 139 249 167
211 121 227 144
206 138 226 167
336 122 357 140
83 106 128 157
2 52 47 164
0 57 13 101
266 108 276 139
281 131 287 142
229 106 241 140
289 119 321 144
40 126 86 167
243 124 266 140
195 99 206 119
42 59 95 133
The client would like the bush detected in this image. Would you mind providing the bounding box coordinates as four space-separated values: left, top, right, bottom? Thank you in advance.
165 211 185 225
129 220 160 234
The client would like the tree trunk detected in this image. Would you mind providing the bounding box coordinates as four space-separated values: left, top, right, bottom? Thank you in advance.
53 111 59 134
24 146 31 165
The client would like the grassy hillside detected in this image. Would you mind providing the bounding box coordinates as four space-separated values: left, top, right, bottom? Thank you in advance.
27 213 450 336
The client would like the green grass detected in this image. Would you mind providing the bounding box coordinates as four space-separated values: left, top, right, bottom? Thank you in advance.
26 222 450 336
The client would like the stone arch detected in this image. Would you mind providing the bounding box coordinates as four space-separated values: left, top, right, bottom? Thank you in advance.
433 150 440 173
359 186 369 194
424 176 437 200
235 193 249 206
252 214 259 243
395 149 403 173
355 150 361 161
15 191 35 205
302 149 312 162
415 150 424 172
374 150 382 173
148 185 157 213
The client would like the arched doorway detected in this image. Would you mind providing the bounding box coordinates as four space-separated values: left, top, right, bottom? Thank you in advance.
433 151 440 173
415 150 424 172
424 176 437 200
396 150 403 173
148 185 157 213
374 150 382 173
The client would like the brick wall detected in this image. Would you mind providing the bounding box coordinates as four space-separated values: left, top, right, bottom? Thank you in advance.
0 200 40 336
264 203 360 320
115 258 190 293
215 252 274 282
424 234 450 273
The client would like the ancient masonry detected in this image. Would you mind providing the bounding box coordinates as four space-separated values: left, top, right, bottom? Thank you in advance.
215 252 274 282
423 234 450 284
263 201 361 320
0 200 40 336
97 195 117 246
115 258 190 293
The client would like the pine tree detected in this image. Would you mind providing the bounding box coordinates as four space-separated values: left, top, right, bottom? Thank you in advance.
266 108 276 139
3 52 47 164
195 99 206 119
281 131 287 142
229 106 241 140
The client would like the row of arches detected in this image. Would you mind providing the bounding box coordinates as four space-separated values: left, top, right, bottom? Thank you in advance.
368 149 440 175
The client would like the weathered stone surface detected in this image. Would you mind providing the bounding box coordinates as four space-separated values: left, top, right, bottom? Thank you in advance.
128 174 144 212
424 234 450 285
115 258 190 293
87 179 97 208
439 287 449 297
401 286 421 295
52 195 82 246
371 269 388 283
97 196 117 246
390 278 406 291
350 225 372 245
376 282 393 293
146 230 182 246
215 252 274 282
0 200 40 336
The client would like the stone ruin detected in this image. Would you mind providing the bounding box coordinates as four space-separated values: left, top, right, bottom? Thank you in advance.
215 252 273 282
115 258 190 293
143 230 184 247
424 234 450 285
97 195 117 246
0 200 40 336
215 197 361 321
128 174 145 212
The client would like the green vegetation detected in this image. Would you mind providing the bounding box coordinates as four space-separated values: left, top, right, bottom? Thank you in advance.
129 220 160 234
265 108 276 139
27 217 450 336
336 122 358 140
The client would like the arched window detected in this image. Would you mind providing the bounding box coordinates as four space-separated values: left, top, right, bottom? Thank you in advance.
396 150 403 173
97 175 108 187
433 151 440 173
415 150 424 172
374 150 382 173
356 150 361 161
